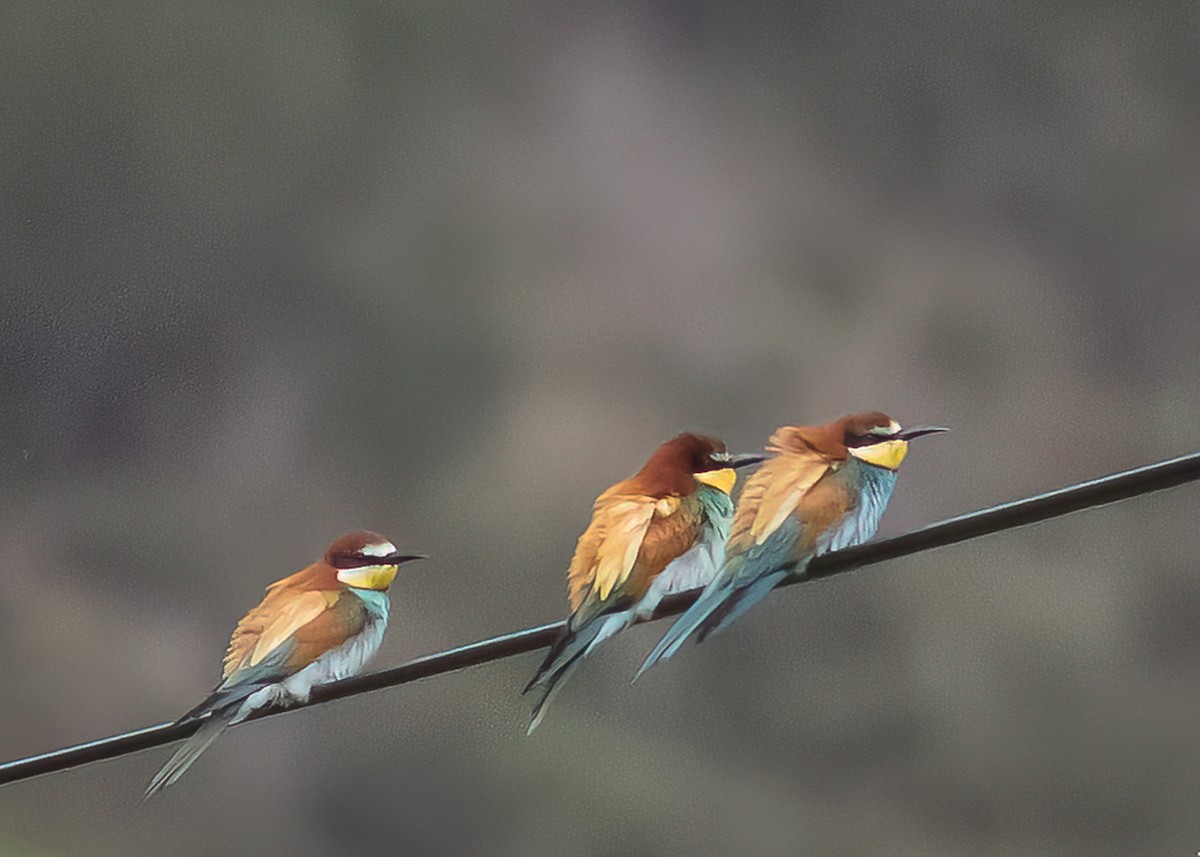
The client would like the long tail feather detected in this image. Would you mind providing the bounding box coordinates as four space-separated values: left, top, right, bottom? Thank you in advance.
526 645 590 735
524 613 627 734
143 713 232 799
523 626 582 697
635 564 796 679
634 575 735 680
694 568 790 643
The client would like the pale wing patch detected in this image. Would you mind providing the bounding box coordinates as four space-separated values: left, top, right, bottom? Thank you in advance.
592 500 656 601
248 591 335 668
655 496 681 517
750 457 831 545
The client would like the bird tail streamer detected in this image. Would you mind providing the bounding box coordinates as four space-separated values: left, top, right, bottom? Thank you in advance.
524 613 627 734
143 712 232 800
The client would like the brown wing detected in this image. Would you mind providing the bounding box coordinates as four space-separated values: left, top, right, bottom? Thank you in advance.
567 486 654 614
626 495 706 594
279 592 369 673
222 582 364 681
567 486 704 624
729 450 835 555
789 463 861 553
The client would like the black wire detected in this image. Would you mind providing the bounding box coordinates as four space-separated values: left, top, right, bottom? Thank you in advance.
2 450 1198 788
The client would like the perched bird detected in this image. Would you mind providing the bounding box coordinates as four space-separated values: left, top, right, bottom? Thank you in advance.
523 433 764 732
637 413 946 676
145 531 424 798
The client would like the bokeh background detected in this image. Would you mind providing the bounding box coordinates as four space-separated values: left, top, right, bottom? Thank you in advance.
3 3 1199 855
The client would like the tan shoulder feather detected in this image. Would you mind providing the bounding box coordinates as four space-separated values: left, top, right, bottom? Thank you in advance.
222 589 337 679
731 451 835 550
567 486 708 624
567 487 657 613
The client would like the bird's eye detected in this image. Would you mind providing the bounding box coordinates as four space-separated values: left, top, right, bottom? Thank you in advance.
697 450 731 470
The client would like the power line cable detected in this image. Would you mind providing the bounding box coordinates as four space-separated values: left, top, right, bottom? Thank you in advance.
2 450 1198 788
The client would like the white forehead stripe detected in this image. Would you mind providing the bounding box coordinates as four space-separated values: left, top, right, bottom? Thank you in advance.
360 541 398 557
869 421 903 436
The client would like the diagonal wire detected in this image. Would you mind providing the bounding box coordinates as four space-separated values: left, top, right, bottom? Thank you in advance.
2 450 1198 788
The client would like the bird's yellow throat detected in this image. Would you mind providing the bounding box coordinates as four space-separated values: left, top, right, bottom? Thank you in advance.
695 467 737 494
849 439 909 471
336 564 399 591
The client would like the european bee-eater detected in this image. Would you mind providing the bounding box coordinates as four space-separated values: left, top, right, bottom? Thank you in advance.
637 413 946 676
523 432 763 732
145 531 424 798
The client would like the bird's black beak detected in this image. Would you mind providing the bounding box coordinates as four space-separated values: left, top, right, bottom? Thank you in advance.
895 426 949 441
382 553 427 565
729 452 767 469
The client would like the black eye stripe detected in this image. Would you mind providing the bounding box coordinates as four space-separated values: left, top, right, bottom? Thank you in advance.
845 432 896 448
331 554 382 569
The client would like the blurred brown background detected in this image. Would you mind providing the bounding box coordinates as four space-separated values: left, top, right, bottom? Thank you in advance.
2 3 1199 855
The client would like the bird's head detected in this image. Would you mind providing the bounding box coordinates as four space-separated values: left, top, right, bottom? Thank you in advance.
325 531 425 591
839 412 948 471
638 432 765 496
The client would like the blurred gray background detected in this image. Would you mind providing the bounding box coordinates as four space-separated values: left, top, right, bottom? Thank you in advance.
2 2 1199 855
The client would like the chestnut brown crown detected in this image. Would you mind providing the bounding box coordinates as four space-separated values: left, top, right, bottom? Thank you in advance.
633 433 731 497
323 531 425 570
